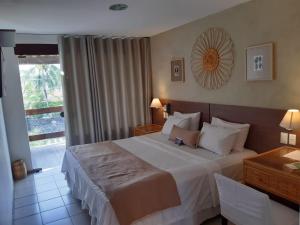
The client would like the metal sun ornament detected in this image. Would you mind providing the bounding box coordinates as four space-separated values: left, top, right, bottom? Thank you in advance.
191 28 234 89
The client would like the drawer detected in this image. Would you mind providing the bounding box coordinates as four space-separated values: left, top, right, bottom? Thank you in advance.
245 167 270 188
275 177 298 200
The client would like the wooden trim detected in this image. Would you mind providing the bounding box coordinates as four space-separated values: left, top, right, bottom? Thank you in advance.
14 44 59 56
25 106 63 116
209 103 300 153
152 99 210 129
152 98 300 153
29 131 65 142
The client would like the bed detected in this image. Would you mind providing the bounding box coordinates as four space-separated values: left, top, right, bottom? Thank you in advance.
62 132 256 225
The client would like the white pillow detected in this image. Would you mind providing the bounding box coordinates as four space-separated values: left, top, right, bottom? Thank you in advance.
161 116 191 135
174 112 201 131
198 122 239 155
211 117 250 152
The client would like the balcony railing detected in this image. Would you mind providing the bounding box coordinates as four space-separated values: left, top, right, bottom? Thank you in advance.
25 106 65 142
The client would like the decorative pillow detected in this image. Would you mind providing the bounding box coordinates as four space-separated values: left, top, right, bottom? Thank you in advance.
161 116 190 135
174 112 201 131
198 122 239 155
169 125 200 148
211 117 250 152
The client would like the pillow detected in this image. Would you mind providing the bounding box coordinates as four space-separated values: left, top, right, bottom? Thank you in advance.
174 112 201 131
161 116 191 135
211 117 250 152
169 125 200 148
198 122 239 155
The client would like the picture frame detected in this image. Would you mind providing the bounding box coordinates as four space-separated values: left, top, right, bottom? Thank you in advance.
246 43 274 81
171 58 185 82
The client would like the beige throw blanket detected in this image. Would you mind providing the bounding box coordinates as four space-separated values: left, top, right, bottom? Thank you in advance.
70 141 181 225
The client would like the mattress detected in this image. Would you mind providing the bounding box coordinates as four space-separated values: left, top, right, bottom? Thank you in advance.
62 132 257 225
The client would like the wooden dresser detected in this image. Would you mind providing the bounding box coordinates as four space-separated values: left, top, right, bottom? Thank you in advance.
133 124 163 136
244 146 300 205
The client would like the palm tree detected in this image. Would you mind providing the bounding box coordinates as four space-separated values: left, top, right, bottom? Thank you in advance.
21 64 62 108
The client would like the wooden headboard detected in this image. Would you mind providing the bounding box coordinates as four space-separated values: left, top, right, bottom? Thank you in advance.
152 99 210 130
152 99 299 153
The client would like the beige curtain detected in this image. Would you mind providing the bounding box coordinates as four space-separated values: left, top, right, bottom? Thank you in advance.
59 36 152 146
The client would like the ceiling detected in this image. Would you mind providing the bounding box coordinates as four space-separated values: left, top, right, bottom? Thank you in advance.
0 0 250 37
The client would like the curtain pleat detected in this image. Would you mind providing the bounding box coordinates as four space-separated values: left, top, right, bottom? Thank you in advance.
59 36 152 146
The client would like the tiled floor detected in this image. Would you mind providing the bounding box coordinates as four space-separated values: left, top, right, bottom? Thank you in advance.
31 144 66 169
13 168 91 225
16 143 224 225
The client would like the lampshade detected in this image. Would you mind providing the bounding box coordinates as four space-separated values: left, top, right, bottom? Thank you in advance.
279 109 300 131
0 29 16 47
150 98 162 108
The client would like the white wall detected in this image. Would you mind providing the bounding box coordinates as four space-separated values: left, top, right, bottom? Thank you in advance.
151 0 300 110
1 34 58 170
16 34 58 44
2 47 33 169
0 99 13 225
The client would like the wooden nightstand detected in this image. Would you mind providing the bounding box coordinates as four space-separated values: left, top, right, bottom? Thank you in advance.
244 146 300 205
133 124 162 136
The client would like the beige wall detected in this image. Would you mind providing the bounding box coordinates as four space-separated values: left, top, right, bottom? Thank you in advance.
151 0 300 110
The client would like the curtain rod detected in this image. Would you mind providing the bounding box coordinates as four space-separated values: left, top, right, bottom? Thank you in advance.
61 35 149 39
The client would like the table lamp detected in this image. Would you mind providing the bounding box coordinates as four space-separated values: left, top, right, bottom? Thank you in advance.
279 109 300 145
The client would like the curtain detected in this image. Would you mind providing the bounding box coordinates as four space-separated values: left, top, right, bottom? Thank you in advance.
59 36 152 146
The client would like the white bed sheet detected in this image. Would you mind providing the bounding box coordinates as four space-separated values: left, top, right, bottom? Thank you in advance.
62 132 256 225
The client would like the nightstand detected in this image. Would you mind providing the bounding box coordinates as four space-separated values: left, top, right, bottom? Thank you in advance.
244 146 300 205
133 124 163 136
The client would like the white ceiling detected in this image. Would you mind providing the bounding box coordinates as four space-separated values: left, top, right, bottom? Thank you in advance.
0 0 249 37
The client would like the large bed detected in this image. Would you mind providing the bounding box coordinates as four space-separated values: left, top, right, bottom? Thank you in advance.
62 99 290 225
62 132 256 225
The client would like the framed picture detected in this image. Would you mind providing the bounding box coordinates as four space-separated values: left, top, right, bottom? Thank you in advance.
246 43 274 81
171 58 185 82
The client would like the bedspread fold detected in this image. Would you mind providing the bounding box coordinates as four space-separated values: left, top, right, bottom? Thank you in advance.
70 141 181 225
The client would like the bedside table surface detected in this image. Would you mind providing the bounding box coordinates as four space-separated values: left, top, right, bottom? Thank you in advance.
246 146 300 177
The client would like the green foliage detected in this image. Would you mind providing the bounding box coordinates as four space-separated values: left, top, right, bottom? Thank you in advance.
19 64 63 110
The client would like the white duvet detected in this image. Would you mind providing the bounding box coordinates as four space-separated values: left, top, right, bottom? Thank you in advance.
62 133 257 225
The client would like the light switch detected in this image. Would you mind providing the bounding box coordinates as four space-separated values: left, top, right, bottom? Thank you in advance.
289 134 296 146
280 132 288 144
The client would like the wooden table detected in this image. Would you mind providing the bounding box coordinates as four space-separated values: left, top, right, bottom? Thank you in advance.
244 146 300 206
133 124 163 136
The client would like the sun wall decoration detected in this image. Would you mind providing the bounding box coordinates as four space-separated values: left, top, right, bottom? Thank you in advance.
190 28 234 89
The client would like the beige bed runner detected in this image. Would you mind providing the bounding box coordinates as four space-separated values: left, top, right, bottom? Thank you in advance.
70 141 181 225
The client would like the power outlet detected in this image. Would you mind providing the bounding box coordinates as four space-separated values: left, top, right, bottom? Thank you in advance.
280 132 288 144
289 134 296 146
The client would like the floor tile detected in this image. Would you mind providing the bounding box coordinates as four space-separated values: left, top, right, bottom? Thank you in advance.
14 195 38 208
39 197 65 212
35 182 58 194
46 217 73 225
62 194 79 205
14 186 36 199
14 182 36 192
37 189 61 202
14 203 40 219
71 213 91 225
55 180 68 188
31 143 65 169
34 173 53 180
15 175 35 184
34 176 55 186
66 203 84 216
59 187 71 196
14 214 43 225
54 173 66 181
41 206 69 224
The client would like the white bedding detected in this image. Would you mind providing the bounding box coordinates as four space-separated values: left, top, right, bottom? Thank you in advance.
62 132 257 225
